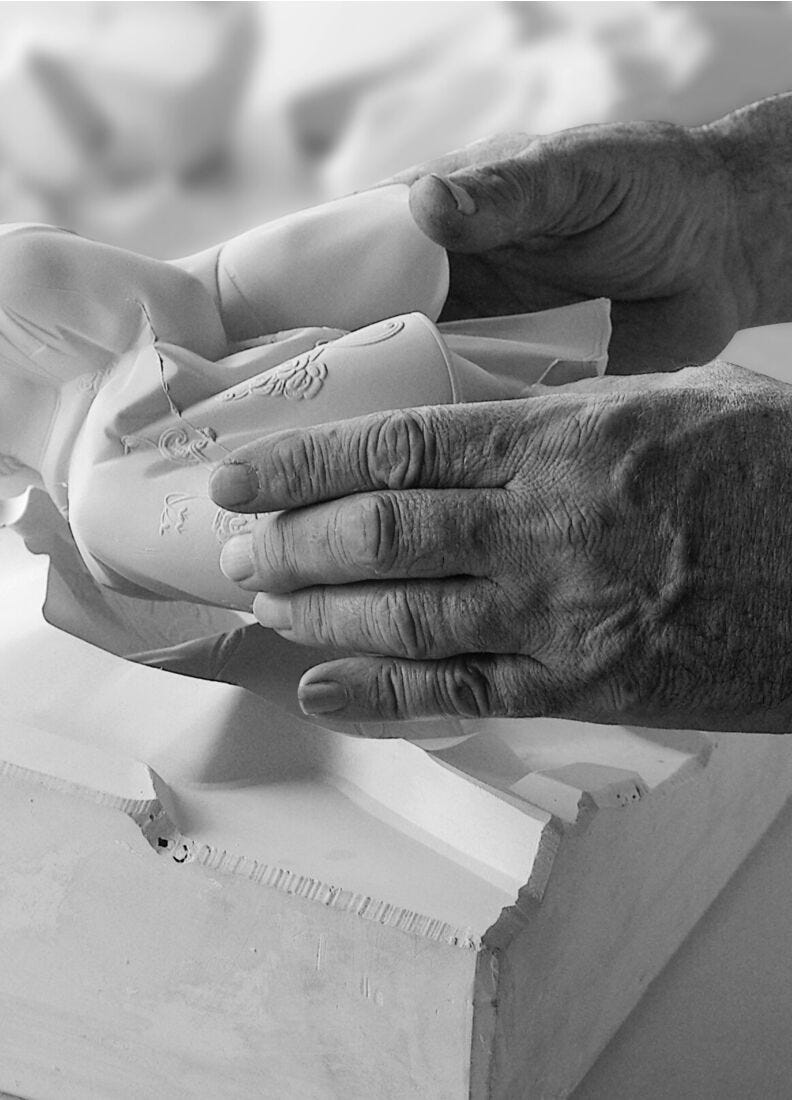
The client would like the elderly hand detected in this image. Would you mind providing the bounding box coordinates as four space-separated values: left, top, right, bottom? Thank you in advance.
209 361 792 734
388 95 792 373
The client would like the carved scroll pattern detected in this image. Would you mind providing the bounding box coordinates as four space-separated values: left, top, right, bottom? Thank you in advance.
123 424 218 465
159 496 259 545
77 366 110 395
157 425 218 463
333 317 405 347
211 508 259 544
158 493 194 536
222 345 328 403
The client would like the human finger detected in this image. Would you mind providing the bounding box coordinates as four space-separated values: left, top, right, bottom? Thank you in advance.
407 136 607 254
375 133 532 188
252 578 519 660
405 120 677 256
294 653 559 723
209 401 523 514
219 488 499 593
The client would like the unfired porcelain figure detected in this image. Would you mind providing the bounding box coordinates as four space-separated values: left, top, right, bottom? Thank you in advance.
0 184 609 611
5 185 792 1100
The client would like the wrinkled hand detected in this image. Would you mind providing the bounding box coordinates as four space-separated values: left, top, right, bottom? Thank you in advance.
209 362 792 734
387 97 792 373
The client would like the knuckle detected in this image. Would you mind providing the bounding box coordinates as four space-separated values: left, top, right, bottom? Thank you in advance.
265 431 320 499
341 494 401 574
361 409 435 490
436 658 494 718
372 661 413 720
475 586 520 648
376 588 432 659
296 587 337 647
253 514 297 586
589 660 665 723
266 426 343 502
472 403 533 483
476 159 529 208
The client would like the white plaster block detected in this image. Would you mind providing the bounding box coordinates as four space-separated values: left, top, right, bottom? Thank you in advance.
1 527 791 1097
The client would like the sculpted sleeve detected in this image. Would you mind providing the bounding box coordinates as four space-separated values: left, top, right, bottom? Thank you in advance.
0 223 227 385
174 185 450 342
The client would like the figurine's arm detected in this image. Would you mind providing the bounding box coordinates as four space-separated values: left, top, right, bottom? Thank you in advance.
172 186 449 344
0 225 228 377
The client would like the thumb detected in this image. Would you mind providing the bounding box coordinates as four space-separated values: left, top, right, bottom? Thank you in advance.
408 144 592 254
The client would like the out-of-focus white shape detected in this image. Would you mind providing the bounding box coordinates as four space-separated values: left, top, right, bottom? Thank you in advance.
319 4 613 194
0 27 101 191
73 3 258 179
618 2 710 90
600 2 792 124
0 166 54 226
549 1 710 95
253 2 517 171
0 2 788 268
318 0 792 196
0 2 257 194
259 1 492 103
74 172 314 263
73 177 193 258
536 2 710 134
722 325 792 387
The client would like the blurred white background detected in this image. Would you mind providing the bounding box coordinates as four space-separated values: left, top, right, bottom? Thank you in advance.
0 1 789 259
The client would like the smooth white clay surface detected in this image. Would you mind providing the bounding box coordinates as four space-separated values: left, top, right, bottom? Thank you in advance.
0 205 608 611
177 184 450 339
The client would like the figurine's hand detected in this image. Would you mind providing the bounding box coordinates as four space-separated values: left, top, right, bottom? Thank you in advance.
209 362 792 734
386 96 792 373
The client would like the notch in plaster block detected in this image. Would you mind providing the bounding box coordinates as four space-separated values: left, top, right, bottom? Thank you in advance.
0 718 159 822
510 763 648 824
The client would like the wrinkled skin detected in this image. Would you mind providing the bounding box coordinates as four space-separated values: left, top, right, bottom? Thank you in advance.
197 95 792 732
210 362 792 733
387 101 792 373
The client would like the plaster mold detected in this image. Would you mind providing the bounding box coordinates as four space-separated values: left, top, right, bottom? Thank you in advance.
2 518 791 1098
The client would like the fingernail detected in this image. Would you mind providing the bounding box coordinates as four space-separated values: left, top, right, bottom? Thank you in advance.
253 592 293 631
220 534 255 583
210 462 259 506
429 174 476 215
299 680 347 715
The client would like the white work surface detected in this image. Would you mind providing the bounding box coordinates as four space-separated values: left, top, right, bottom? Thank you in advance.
573 793 792 1100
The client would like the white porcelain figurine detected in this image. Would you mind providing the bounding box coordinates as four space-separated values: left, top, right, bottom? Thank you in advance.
0 184 610 611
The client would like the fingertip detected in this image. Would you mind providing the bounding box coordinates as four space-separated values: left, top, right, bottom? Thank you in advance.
409 174 478 249
429 174 477 216
298 677 348 717
209 462 259 509
219 532 255 584
253 591 293 631
297 660 379 724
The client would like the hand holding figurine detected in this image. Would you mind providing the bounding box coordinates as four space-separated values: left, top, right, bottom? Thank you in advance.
391 95 792 373
211 360 792 734
206 94 792 732
8 94 792 738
